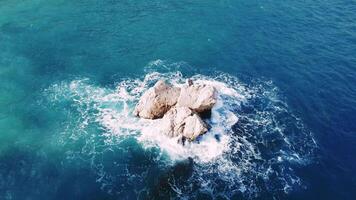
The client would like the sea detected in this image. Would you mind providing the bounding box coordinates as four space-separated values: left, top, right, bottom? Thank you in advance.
0 0 355 199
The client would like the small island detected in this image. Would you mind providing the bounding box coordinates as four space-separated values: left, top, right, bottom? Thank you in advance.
134 79 217 142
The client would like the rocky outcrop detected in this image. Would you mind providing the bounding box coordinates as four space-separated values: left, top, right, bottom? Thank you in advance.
134 79 216 142
158 107 208 141
176 83 216 113
133 80 180 119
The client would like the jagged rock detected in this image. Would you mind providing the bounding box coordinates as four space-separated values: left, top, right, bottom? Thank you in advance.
176 82 217 113
133 80 180 119
182 114 208 140
134 79 216 142
158 107 208 141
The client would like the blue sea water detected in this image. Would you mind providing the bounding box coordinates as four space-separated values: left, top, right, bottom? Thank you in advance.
1 0 356 199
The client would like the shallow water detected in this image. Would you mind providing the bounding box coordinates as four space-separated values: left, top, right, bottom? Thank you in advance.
1 1 356 199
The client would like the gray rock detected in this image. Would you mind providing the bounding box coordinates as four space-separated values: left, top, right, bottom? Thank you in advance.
176 82 217 113
158 107 208 141
133 80 180 119
181 114 208 140
134 79 216 142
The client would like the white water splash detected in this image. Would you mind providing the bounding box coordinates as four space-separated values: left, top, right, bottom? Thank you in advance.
44 62 317 198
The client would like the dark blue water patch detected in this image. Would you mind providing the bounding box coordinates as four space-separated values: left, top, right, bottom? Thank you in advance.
143 158 194 199
289 160 356 200
0 147 113 200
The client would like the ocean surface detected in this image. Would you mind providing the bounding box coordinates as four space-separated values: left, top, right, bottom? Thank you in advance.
0 0 356 199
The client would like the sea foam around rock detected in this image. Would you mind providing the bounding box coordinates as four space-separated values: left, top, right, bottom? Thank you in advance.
44 61 317 198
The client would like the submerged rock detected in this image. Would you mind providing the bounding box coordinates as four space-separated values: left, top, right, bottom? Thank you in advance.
158 107 208 141
133 80 180 119
176 83 216 113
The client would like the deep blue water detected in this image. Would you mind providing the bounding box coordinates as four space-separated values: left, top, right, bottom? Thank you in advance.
1 0 356 199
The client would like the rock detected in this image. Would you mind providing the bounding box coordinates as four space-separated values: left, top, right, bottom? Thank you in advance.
181 114 208 140
158 107 208 141
187 79 193 86
134 79 216 142
133 80 181 119
176 82 216 113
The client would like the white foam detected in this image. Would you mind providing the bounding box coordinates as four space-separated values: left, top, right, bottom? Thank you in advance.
91 73 244 163
44 65 317 198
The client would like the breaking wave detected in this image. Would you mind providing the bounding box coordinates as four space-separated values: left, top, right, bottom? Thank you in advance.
44 60 317 199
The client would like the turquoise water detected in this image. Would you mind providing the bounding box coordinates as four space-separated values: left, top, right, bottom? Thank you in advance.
1 0 356 199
